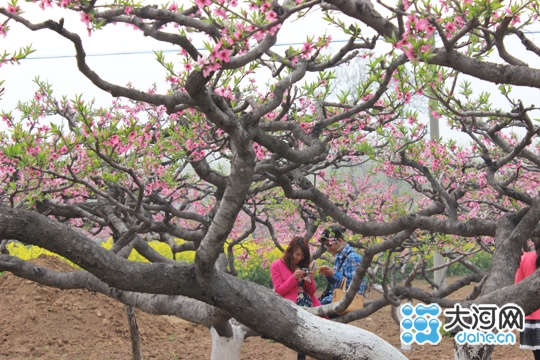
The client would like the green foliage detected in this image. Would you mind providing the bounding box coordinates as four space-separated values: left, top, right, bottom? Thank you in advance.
6 238 331 290
374 246 492 284
447 251 492 277
440 323 454 338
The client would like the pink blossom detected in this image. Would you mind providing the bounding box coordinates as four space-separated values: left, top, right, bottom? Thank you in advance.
194 56 206 67
406 14 417 32
215 48 231 63
268 24 281 36
323 34 332 48
81 13 93 27
403 47 417 62
195 0 212 9
445 22 456 33
0 25 7 38
266 10 277 22
233 29 243 40
425 24 436 37
416 19 429 32
60 0 69 7
301 41 314 58
420 44 431 53
6 4 20 14
235 23 245 32
214 8 227 18
184 63 193 71
209 62 221 72
253 30 265 42
404 92 412 104
125 6 133 15
202 62 221 77
395 38 409 50
260 1 271 12
39 0 52 10
169 3 178 11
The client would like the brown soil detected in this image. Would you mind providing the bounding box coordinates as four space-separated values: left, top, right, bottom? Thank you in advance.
0 256 531 360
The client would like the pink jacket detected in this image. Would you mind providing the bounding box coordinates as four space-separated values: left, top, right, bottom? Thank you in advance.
270 258 321 307
515 251 540 320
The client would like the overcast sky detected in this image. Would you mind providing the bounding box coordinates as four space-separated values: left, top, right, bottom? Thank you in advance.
1 2 352 111
2 1 540 145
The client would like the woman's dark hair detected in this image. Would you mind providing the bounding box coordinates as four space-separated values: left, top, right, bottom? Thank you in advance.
282 236 311 272
534 238 540 269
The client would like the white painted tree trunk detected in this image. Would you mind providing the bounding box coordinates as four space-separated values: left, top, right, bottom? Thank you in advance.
454 343 493 360
210 324 245 360
295 309 408 360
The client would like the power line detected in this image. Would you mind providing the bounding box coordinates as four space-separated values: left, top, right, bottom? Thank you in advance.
22 39 353 60
20 30 540 61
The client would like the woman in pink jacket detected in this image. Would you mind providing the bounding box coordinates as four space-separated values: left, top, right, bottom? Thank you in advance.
515 240 540 360
270 236 321 360
271 236 321 307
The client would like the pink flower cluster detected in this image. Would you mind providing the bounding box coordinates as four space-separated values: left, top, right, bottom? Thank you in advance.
0 24 7 38
6 4 20 13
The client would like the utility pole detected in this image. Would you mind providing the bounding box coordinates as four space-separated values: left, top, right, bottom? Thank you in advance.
430 100 447 289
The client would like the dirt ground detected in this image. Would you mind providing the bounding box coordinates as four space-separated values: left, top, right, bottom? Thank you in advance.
0 256 532 360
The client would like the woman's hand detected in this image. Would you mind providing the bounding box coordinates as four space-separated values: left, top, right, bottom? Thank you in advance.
307 272 315 282
294 268 306 280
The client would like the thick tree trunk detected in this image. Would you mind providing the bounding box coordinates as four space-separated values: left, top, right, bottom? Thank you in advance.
125 305 142 360
0 207 444 359
209 324 245 360
453 204 540 360
454 343 493 360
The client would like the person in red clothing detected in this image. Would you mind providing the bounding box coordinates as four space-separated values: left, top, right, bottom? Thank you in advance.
515 239 540 359
270 236 321 360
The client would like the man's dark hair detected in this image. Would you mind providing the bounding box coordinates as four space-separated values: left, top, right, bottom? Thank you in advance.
320 226 346 243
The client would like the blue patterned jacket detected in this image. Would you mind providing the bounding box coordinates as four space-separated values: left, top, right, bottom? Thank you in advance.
320 244 366 304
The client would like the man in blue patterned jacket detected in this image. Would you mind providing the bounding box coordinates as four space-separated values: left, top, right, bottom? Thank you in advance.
319 226 366 305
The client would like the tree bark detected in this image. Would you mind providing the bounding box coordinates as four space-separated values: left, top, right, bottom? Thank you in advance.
125 305 142 360
453 199 540 359
209 324 245 360
454 343 493 360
